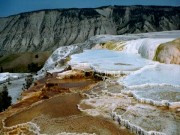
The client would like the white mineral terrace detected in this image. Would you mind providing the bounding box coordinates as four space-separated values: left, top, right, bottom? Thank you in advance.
1 31 179 135
69 34 180 135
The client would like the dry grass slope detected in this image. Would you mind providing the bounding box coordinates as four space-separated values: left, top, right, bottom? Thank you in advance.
0 51 52 72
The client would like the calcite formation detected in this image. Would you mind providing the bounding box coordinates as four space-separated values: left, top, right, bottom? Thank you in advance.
0 69 133 135
154 38 180 64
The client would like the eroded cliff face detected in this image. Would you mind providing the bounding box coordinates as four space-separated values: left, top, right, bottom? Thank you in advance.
0 6 179 55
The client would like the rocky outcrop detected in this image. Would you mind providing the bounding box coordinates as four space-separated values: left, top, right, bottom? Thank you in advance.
154 38 180 64
0 6 179 55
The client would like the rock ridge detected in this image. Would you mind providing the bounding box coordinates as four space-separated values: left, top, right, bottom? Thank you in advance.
0 5 179 55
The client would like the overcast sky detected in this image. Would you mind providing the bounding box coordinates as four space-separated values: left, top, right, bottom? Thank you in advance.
0 0 180 17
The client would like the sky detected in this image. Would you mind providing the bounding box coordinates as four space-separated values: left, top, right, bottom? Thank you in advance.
0 0 180 17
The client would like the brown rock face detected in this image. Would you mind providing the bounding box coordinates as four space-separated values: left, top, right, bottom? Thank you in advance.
154 38 180 64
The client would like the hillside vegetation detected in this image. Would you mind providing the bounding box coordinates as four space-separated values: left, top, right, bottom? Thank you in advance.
0 51 51 72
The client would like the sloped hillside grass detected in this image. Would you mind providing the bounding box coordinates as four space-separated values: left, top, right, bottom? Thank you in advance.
0 51 52 73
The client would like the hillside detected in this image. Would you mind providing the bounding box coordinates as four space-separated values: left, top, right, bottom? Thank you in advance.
0 51 51 72
0 5 179 55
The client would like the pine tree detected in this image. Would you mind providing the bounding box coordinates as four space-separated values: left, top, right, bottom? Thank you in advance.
0 94 3 112
0 85 12 112
0 66 3 73
23 74 34 90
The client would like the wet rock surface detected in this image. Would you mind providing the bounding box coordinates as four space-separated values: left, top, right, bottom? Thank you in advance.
0 70 133 135
79 80 180 135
